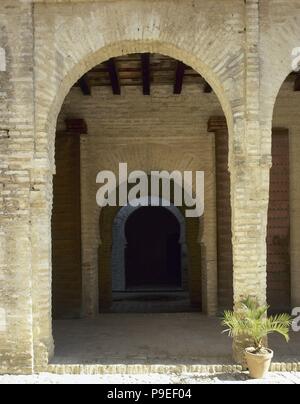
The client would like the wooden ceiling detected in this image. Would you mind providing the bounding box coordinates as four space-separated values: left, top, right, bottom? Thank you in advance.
74 53 300 96
74 53 213 96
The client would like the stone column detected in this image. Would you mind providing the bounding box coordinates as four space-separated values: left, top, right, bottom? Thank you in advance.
98 207 115 311
200 169 218 316
186 219 203 310
30 170 54 370
231 0 270 363
231 0 269 308
98 240 113 311
208 117 233 313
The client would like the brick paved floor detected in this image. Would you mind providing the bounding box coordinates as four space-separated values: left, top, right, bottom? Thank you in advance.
0 372 300 384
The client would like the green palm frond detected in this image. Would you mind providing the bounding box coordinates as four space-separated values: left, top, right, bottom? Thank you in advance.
264 314 293 342
221 297 292 350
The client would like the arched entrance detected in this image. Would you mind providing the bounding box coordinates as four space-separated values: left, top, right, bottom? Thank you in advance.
111 197 187 293
49 47 230 363
49 46 232 365
31 5 236 364
100 193 201 313
125 206 182 290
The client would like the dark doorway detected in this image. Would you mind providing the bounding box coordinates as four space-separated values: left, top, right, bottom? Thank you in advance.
125 207 182 290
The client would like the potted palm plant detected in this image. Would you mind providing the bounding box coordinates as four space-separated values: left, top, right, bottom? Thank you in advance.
222 297 292 379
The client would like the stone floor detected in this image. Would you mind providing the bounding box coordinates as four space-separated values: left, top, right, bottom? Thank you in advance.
52 313 300 365
1 372 300 384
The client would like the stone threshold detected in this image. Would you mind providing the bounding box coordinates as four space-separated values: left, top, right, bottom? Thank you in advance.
1 362 299 376
38 362 300 375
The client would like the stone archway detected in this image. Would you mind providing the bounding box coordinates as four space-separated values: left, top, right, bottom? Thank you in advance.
111 197 187 292
99 195 204 312
34 39 234 366
30 2 239 369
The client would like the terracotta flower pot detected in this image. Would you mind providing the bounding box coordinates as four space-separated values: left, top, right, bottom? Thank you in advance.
245 348 274 379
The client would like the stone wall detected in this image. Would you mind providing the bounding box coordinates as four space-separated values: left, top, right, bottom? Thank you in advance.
0 0 35 375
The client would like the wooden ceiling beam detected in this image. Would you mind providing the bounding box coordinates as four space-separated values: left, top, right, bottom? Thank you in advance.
174 61 185 94
65 119 88 135
204 81 213 93
107 58 121 95
141 53 151 95
294 73 300 91
78 74 91 96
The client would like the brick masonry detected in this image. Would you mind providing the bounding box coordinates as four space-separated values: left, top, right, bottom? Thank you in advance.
0 0 300 373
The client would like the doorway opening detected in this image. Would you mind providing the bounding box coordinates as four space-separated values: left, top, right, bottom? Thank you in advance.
109 201 193 313
125 206 182 291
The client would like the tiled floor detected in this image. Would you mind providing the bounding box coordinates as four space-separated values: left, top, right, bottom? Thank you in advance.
52 313 300 365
